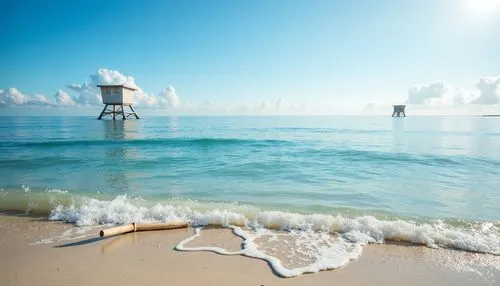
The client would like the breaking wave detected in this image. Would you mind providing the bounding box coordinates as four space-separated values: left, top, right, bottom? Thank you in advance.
44 195 500 256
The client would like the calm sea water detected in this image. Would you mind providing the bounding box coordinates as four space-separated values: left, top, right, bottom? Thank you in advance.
1 115 499 221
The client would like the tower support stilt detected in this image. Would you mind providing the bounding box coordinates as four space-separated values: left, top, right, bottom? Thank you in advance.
392 105 406 117
97 104 140 120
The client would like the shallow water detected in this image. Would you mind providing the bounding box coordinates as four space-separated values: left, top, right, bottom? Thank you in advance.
0 116 499 273
1 116 499 220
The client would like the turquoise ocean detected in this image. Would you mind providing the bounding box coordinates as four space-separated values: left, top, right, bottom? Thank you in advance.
0 116 499 273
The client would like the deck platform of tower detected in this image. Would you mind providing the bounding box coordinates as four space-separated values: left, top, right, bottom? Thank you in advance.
97 84 140 120
392 105 406 117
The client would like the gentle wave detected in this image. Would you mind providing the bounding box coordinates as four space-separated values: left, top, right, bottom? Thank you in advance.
299 148 500 168
243 126 500 136
3 138 499 170
0 137 295 148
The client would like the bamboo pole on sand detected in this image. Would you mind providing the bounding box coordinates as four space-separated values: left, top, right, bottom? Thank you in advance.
99 221 189 238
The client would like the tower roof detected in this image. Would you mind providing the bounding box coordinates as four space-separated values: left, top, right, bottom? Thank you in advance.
96 84 138 91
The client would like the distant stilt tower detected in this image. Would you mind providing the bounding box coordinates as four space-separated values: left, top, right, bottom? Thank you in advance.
392 105 406 117
97 85 140 120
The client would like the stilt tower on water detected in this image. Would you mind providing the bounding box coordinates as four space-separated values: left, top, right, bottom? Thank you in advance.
392 105 406 117
97 85 140 120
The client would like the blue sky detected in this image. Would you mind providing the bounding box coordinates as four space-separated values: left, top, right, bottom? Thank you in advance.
1 0 500 115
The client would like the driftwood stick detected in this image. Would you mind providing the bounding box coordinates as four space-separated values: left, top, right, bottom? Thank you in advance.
99 222 189 238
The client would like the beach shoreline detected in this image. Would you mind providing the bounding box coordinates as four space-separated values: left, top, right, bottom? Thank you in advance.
0 214 498 286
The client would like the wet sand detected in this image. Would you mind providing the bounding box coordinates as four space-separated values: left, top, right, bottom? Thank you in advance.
0 214 498 286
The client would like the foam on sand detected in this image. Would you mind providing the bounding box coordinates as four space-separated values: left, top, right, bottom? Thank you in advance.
176 226 363 278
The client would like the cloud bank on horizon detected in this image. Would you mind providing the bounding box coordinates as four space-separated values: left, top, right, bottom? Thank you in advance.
1 68 500 114
406 78 500 106
0 68 180 109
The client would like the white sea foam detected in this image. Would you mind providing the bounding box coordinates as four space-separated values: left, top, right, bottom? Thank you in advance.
176 227 242 255
44 188 68 194
49 195 248 227
31 226 96 245
176 226 363 278
47 195 500 256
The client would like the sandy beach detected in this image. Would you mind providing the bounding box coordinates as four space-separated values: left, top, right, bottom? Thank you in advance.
0 214 498 286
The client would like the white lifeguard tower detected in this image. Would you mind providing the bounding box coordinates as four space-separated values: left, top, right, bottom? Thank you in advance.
97 85 140 120
392 105 406 117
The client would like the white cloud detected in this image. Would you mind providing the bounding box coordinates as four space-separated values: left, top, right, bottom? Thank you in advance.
406 81 450 105
67 68 139 106
451 86 477 106
405 77 500 107
0 88 52 107
0 88 27 106
472 77 500 104
67 83 101 105
133 92 157 108
405 81 476 107
1 68 159 108
134 86 181 109
91 68 139 89
28 93 52 106
157 85 180 108
66 68 179 109
54 89 76 106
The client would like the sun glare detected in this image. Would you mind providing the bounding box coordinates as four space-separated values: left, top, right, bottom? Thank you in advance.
464 0 500 17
